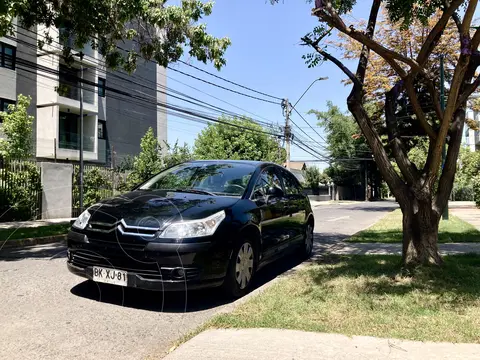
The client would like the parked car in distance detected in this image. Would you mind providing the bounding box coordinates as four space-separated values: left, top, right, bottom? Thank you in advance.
67 160 315 297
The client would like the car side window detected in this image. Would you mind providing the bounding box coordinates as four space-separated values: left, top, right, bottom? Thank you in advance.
252 168 282 200
282 171 301 195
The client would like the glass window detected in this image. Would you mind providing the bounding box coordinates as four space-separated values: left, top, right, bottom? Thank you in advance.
98 78 106 97
281 171 302 195
98 120 106 139
139 162 256 197
252 167 282 200
59 112 79 149
1 43 16 70
0 98 15 122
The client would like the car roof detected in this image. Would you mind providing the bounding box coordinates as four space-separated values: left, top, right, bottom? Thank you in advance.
186 159 274 167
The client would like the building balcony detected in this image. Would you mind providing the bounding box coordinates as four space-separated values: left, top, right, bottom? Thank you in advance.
58 29 97 66
57 64 97 114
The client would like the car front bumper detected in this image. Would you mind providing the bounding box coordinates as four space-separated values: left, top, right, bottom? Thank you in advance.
67 262 224 291
66 230 229 291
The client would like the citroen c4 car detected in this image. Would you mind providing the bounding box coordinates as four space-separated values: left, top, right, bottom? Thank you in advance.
67 160 315 297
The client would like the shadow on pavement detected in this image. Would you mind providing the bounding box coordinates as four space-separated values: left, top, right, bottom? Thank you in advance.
0 243 67 261
70 254 305 313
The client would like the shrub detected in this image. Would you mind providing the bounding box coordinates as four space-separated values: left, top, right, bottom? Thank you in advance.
73 167 113 210
0 162 42 221
473 175 480 209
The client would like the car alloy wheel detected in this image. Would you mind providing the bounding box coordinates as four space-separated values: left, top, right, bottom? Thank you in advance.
235 242 254 289
305 224 314 257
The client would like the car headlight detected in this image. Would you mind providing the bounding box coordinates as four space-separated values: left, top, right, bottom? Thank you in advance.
73 209 91 230
158 210 226 239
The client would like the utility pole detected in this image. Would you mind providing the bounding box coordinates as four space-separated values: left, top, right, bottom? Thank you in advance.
440 55 449 220
283 98 291 169
79 52 85 213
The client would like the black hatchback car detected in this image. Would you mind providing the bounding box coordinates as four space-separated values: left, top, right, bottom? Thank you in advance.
67 160 315 297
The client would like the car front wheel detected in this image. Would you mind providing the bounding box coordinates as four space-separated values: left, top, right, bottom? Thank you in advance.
301 223 314 259
222 240 255 298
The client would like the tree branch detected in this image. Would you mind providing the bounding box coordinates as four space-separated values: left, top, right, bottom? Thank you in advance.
425 79 444 122
434 109 465 213
452 12 462 33
385 87 420 185
416 0 465 66
352 0 381 85
461 0 478 34
472 28 480 52
404 77 437 140
313 5 420 76
301 36 362 89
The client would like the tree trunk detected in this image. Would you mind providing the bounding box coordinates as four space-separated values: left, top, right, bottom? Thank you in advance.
401 200 442 267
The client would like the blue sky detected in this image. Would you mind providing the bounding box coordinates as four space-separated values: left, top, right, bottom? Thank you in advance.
166 1 372 168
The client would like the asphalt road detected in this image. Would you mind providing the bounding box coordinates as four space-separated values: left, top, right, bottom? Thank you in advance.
0 201 396 360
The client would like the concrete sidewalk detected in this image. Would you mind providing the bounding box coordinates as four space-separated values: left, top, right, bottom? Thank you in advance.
451 205 480 231
164 329 480 360
314 241 480 256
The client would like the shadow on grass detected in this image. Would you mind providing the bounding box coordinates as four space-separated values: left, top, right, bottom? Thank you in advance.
310 254 480 301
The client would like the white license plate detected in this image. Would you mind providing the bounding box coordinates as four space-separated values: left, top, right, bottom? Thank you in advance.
92 266 128 286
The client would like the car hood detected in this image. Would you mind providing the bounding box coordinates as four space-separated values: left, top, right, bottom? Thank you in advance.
86 190 240 228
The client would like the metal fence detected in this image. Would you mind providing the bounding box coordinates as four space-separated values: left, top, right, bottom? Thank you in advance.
0 159 42 222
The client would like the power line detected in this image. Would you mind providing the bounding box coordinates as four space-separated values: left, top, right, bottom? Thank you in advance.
167 66 281 105
14 56 285 139
292 107 328 143
177 59 282 100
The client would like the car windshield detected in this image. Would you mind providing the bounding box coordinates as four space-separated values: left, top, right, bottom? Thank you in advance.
138 162 256 196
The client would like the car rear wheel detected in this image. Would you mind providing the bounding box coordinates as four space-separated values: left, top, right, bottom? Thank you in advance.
222 240 255 298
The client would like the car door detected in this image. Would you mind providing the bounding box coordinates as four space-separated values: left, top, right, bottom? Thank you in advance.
279 168 307 245
251 167 288 261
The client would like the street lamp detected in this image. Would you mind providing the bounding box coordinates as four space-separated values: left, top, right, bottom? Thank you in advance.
292 77 329 110
284 76 329 169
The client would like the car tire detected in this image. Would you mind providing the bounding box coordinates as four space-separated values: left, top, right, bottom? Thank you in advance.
222 240 256 298
299 223 314 260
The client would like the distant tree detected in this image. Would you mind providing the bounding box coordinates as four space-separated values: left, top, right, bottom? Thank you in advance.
0 0 230 72
0 94 34 160
309 102 372 187
304 166 321 195
194 116 286 163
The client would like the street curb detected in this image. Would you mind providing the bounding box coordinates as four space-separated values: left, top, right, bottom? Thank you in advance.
1 234 67 249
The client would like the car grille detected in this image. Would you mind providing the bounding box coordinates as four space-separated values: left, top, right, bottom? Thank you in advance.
70 250 201 281
87 220 160 238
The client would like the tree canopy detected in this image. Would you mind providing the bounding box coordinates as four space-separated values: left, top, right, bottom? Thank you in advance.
194 116 286 163
0 0 230 71
309 101 371 186
127 127 192 186
0 94 34 160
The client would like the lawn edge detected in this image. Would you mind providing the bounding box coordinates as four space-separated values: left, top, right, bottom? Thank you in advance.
1 234 67 248
345 208 395 243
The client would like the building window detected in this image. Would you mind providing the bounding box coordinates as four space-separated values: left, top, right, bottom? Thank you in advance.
98 78 106 97
1 42 16 70
59 112 79 150
98 120 106 139
0 98 15 122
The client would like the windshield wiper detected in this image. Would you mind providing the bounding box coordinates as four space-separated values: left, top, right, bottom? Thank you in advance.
173 188 217 196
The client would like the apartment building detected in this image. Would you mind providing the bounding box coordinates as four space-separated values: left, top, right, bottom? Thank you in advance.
464 107 480 152
0 24 167 165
